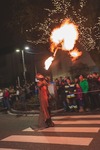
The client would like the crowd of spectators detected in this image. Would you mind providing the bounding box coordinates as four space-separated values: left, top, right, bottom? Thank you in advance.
0 72 100 113
54 72 100 112
0 82 37 111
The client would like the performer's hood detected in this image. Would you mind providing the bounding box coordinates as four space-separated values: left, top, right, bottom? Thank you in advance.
36 73 44 79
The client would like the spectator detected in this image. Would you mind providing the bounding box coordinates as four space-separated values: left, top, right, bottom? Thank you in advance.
79 74 91 111
0 89 3 108
65 77 77 112
60 80 69 112
3 88 10 110
75 83 84 112
16 86 20 101
47 77 58 110
9 86 16 107
88 73 100 110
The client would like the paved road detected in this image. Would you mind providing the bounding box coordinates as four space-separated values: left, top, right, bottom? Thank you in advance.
0 112 100 150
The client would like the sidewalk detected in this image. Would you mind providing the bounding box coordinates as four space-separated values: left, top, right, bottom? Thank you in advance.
0 98 64 116
1 107 100 117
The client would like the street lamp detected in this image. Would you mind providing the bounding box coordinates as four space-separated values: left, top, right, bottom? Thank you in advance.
24 46 29 50
16 46 46 84
16 47 28 85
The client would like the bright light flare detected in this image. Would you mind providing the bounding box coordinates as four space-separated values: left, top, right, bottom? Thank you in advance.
50 19 78 52
70 49 82 61
44 56 54 70
25 46 29 50
16 49 20 53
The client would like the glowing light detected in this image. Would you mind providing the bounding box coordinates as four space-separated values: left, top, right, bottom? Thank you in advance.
44 56 54 70
24 46 29 50
70 48 82 61
16 49 20 52
50 19 78 52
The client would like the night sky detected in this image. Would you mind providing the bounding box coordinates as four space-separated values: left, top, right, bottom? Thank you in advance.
0 0 52 54
0 1 12 53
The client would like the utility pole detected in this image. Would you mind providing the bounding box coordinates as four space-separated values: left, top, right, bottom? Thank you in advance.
21 50 27 84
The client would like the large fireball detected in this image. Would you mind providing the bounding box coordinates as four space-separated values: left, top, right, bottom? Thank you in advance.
50 19 78 52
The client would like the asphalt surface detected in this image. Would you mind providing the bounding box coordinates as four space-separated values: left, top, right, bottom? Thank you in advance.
0 110 100 150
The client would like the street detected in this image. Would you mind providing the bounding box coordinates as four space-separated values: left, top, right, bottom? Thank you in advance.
0 111 100 150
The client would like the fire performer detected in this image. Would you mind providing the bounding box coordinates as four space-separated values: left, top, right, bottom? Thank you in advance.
36 73 54 129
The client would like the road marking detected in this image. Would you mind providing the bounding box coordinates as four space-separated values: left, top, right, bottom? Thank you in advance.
23 127 100 133
54 120 100 124
1 135 93 146
0 148 21 150
52 115 100 119
1 114 100 148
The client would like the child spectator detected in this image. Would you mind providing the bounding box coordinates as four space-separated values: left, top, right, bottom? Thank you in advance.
75 83 84 112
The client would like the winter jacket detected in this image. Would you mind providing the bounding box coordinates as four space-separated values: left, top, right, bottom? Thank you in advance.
79 79 89 93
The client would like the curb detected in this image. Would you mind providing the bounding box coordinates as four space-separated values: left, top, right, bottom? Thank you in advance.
8 108 64 116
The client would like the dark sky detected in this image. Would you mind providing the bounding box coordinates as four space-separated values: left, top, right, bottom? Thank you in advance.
0 1 12 51
0 0 52 54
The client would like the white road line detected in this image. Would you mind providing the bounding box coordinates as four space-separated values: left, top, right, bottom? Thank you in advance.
0 148 22 150
23 127 100 133
54 120 100 124
52 115 100 119
1 135 93 146
1 115 100 148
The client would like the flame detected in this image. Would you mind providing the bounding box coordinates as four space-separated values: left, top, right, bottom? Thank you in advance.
44 56 54 70
70 48 82 61
50 19 78 52
45 19 79 70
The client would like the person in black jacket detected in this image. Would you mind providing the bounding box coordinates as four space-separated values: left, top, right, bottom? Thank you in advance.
65 77 78 112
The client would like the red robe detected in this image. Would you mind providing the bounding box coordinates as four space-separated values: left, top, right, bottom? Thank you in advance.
37 80 50 128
